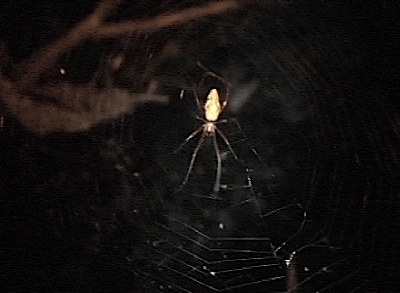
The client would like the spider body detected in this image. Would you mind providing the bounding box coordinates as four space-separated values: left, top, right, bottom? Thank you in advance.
204 88 226 122
175 69 240 193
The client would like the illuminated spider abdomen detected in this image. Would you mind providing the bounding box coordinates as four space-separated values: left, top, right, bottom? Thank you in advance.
204 89 222 122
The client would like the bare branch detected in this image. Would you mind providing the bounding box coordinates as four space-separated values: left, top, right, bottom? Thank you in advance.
15 0 240 87
90 0 123 22
1 77 168 135
0 1 242 136
16 0 123 87
94 1 241 38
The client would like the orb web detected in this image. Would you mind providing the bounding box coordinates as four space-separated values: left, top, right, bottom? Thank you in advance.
0 1 397 292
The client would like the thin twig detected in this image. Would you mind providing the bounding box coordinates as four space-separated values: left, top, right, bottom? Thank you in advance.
94 1 241 38
1 1 242 135
16 0 122 87
15 0 240 88
0 76 168 135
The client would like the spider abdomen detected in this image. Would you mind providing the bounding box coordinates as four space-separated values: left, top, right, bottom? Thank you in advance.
204 89 222 122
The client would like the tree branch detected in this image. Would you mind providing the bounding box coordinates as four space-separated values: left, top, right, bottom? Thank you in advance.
1 76 167 135
1 1 242 136
94 1 241 38
15 0 240 87
16 0 123 87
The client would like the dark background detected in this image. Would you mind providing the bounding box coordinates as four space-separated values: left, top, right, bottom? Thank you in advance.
0 1 399 292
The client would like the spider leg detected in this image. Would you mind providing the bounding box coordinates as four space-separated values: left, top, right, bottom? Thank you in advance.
212 131 222 193
196 116 206 123
221 86 231 112
174 125 204 154
197 61 229 85
193 82 204 114
177 131 207 191
215 118 228 124
215 126 240 162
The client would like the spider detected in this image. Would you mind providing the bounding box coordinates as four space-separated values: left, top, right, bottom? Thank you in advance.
175 62 241 193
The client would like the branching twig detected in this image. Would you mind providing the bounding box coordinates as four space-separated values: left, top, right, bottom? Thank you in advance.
94 1 241 38
0 76 167 135
16 0 123 87
0 0 242 136
16 0 240 88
